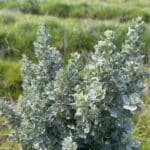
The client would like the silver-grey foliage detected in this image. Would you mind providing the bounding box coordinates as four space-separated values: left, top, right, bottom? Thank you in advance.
0 17 146 150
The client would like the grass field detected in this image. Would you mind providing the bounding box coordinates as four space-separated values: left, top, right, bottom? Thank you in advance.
0 0 149 22
0 0 149 149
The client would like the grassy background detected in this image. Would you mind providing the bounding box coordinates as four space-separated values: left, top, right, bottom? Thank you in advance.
0 0 149 149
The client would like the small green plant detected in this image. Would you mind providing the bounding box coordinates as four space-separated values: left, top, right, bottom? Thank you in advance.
19 0 40 14
0 17 146 150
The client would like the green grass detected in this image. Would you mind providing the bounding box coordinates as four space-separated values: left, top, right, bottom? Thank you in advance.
133 78 150 149
133 96 150 149
0 11 149 61
0 117 20 150
0 0 149 22
0 59 21 100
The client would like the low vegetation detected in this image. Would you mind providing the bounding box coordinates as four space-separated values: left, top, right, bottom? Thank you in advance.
0 0 149 22
0 0 149 149
0 17 147 150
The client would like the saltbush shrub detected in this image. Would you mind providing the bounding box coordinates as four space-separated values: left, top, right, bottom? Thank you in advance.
0 17 146 150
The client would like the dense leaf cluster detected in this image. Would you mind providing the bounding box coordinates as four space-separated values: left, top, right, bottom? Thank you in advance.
0 17 146 150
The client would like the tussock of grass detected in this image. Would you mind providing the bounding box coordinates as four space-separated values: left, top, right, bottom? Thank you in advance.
0 0 149 22
133 100 150 149
0 141 19 150
133 78 150 149
0 116 20 150
0 12 149 60
0 59 21 100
